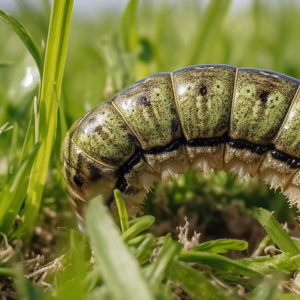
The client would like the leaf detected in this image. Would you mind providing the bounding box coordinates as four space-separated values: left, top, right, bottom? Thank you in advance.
86 196 155 300
122 215 155 243
237 253 299 274
194 239 248 254
134 234 157 265
0 143 40 238
168 261 228 300
145 234 183 290
247 271 284 300
6 122 19 182
253 207 300 256
16 268 46 300
179 251 263 280
0 9 43 76
114 189 129 233
54 230 92 300
0 268 17 277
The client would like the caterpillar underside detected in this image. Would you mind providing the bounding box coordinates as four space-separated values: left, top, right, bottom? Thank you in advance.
62 65 300 220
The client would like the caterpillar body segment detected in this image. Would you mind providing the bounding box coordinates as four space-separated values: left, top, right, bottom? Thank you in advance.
62 64 300 220
227 68 300 182
172 65 235 174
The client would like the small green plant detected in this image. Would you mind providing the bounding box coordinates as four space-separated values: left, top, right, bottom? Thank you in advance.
3 192 298 300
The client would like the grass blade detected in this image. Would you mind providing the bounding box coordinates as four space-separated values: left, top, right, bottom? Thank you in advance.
121 0 139 52
0 143 40 237
86 196 154 300
6 122 18 182
14 0 74 238
146 235 183 290
114 189 129 233
0 268 17 277
184 0 231 65
122 215 155 242
237 253 299 274
19 101 36 164
134 234 157 265
248 272 284 300
0 122 13 134
179 251 263 279
169 261 228 300
0 9 43 76
193 239 248 254
253 207 300 255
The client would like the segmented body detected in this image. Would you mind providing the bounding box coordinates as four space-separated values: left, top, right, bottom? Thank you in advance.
62 64 300 220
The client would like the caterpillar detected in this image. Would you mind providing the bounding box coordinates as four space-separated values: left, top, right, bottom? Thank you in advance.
62 64 300 220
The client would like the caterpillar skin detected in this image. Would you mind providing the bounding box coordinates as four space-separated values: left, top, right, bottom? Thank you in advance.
62 64 300 220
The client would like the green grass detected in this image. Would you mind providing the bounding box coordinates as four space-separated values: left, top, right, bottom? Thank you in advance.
1 0 300 299
0 0 73 239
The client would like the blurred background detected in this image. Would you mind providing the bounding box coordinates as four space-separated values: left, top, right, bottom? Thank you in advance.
1 0 300 244
1 0 300 123
0 0 258 17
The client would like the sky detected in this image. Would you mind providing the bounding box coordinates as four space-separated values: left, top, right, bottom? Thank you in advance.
0 0 297 21
0 0 255 17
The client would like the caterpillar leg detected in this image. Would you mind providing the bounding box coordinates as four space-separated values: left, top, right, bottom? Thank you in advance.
224 144 265 180
284 172 300 208
187 144 225 175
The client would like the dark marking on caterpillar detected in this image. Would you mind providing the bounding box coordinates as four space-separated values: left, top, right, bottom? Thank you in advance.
87 162 102 182
110 148 144 204
271 150 300 169
171 118 179 134
228 137 272 155
73 175 84 187
259 90 269 102
199 84 208 96
145 139 185 155
62 64 300 220
186 133 226 148
140 96 150 106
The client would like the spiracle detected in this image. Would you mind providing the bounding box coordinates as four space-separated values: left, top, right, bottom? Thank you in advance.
61 64 300 220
